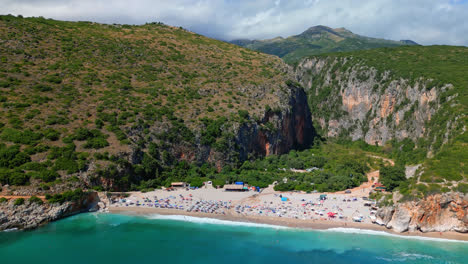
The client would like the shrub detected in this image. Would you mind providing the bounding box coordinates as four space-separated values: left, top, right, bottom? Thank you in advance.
39 170 59 182
380 165 406 191
46 189 85 204
33 83 53 92
4 171 30 186
46 115 69 125
73 128 109 149
44 128 60 141
0 197 7 203
83 137 109 149
43 73 62 84
456 183 468 194
0 128 43 145
29 196 43 205
53 157 79 173
14 198 24 206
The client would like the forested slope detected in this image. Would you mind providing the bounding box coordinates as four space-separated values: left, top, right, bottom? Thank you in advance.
0 15 315 193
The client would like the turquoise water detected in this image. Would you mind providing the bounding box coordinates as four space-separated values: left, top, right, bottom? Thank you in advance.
1 213 467 264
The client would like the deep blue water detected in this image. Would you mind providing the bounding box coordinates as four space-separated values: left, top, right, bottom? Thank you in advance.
0 213 467 264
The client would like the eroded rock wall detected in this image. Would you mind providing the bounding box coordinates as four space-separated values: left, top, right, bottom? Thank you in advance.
376 193 468 233
235 85 316 160
295 57 452 146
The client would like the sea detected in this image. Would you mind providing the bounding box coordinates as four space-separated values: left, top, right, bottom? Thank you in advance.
1 213 467 264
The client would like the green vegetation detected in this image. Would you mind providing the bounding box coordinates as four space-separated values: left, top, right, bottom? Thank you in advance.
380 165 406 191
13 198 24 206
369 192 393 206
45 189 86 204
0 16 464 200
232 26 416 64
130 141 381 193
29 196 43 205
0 15 293 192
307 45 467 195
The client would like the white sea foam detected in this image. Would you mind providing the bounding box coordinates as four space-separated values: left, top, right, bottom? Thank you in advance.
398 252 434 259
145 214 289 229
376 252 435 262
2 228 18 232
324 227 468 243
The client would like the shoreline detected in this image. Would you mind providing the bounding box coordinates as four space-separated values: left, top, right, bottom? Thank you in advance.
109 206 468 242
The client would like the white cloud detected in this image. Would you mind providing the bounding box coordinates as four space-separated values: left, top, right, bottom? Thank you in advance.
1 0 468 45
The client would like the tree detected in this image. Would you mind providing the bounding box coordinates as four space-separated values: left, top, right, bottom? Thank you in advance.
380 165 406 191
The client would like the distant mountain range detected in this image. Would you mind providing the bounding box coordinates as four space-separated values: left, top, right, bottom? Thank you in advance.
231 25 419 63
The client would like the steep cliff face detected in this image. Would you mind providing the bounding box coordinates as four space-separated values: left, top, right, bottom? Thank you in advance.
130 83 315 168
376 193 468 233
234 85 315 161
295 57 452 147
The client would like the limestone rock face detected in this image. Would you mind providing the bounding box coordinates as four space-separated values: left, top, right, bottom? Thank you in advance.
0 192 103 231
376 193 468 233
295 57 454 147
376 206 394 225
387 205 412 232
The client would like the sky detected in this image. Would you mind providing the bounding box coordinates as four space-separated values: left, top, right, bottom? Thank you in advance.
1 0 468 46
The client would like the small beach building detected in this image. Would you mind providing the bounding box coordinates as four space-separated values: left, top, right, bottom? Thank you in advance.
224 184 246 192
374 183 386 192
171 182 187 188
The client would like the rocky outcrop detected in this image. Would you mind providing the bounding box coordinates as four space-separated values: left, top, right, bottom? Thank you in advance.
235 85 316 161
295 57 454 147
0 192 104 231
114 82 316 172
376 193 468 233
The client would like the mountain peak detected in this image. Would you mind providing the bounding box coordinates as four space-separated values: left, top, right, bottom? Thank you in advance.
230 25 419 63
301 25 335 35
296 25 346 41
400 39 420 45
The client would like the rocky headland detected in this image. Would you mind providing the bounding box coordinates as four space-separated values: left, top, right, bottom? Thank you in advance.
376 192 468 233
0 192 107 231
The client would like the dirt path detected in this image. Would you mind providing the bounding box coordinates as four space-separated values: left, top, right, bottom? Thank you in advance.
333 170 380 196
367 154 395 166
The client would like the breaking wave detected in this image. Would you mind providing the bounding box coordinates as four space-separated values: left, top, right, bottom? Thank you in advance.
145 214 289 229
2 228 18 232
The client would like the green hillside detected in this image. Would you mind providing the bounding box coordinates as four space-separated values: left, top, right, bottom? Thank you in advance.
231 25 417 64
0 15 302 192
0 16 465 200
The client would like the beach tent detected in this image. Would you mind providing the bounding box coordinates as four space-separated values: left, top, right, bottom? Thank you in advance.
281 197 288 202
320 194 327 200
327 212 336 217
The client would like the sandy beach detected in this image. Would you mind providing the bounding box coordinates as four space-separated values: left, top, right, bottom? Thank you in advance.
107 186 468 242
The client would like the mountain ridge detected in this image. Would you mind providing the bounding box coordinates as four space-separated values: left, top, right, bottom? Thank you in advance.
231 25 419 63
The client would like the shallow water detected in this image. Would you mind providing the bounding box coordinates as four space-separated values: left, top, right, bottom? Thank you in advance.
1 213 467 264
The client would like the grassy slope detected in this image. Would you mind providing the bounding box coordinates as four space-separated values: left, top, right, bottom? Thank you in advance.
0 16 289 129
0 15 293 191
311 46 467 194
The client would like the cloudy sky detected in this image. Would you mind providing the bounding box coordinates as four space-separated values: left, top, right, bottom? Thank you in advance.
2 0 468 45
